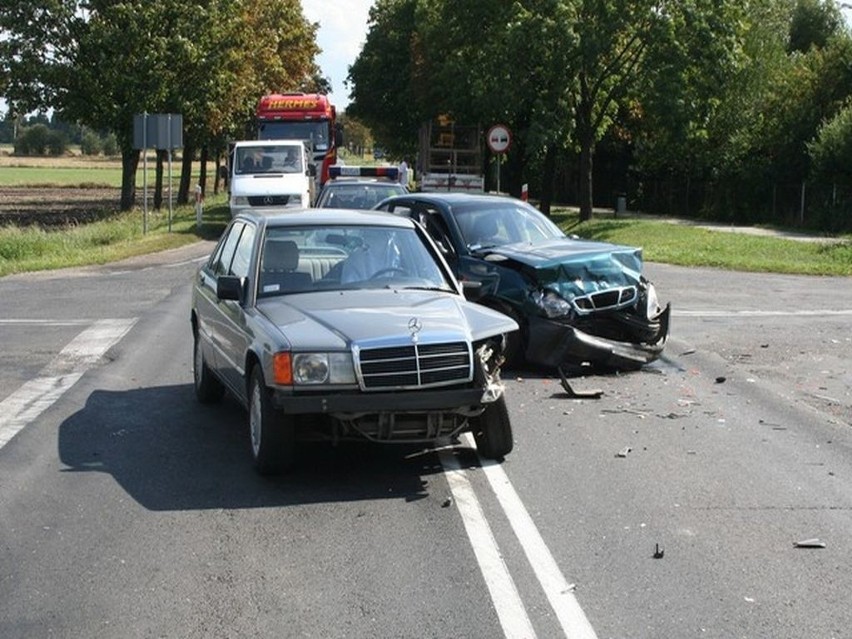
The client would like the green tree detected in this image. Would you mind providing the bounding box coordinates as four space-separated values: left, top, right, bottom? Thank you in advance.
1 0 319 209
347 0 421 158
788 0 843 53
809 101 852 179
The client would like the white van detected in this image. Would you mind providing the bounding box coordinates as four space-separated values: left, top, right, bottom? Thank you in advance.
224 140 316 217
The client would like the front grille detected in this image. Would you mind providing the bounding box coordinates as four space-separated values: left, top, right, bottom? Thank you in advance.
357 341 472 390
248 195 291 206
573 286 637 314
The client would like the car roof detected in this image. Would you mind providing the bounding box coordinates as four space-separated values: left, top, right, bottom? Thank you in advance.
385 192 521 205
323 179 405 187
234 207 416 229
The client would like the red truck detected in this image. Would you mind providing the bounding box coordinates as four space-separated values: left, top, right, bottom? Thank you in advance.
255 93 342 185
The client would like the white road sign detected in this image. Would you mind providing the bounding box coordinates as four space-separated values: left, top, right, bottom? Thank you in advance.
487 124 511 153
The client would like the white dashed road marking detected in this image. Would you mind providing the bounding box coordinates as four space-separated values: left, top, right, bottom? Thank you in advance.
0 318 137 449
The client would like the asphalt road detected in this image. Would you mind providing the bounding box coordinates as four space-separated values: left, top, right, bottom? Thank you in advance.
0 243 850 638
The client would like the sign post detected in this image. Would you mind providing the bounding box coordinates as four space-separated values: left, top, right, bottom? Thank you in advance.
486 124 512 194
133 113 184 233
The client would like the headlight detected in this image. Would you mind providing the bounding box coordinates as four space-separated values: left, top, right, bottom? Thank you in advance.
284 194 303 207
531 289 573 319
231 195 248 207
645 283 662 317
292 352 356 384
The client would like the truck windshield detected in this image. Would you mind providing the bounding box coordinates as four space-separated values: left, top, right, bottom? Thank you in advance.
258 121 330 152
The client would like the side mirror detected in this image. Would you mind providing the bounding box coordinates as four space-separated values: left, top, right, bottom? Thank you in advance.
307 164 317 177
218 165 229 180
334 123 344 148
460 279 483 301
217 275 244 302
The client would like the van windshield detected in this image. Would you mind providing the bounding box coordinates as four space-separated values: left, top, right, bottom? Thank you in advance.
235 146 303 174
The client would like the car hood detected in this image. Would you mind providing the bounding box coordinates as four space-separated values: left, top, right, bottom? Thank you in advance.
231 173 306 196
481 238 644 295
257 290 518 351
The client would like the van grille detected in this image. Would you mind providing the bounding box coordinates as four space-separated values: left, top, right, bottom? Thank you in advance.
357 342 472 390
248 195 291 206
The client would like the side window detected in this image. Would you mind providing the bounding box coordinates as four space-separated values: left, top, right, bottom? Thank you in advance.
421 209 457 260
230 223 257 278
212 222 245 276
382 203 414 217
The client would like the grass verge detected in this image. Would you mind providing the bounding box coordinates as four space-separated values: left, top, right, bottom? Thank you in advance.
0 195 849 278
0 195 230 277
553 211 852 276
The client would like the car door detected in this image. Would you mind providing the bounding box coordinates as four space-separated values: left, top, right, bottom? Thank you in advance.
215 221 258 399
196 222 245 376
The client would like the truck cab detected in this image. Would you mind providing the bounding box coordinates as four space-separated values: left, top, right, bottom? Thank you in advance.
224 140 317 217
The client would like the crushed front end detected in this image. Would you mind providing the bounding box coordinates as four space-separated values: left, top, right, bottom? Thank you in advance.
519 247 671 370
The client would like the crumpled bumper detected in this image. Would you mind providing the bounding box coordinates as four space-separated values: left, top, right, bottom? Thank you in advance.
525 303 671 370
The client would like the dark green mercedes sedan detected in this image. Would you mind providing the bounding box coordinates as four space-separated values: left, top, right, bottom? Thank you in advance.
376 193 670 372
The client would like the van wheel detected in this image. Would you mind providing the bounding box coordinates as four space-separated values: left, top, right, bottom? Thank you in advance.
248 367 295 475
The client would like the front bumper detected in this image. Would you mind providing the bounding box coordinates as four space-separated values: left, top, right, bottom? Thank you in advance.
272 385 498 416
272 385 505 444
526 303 671 369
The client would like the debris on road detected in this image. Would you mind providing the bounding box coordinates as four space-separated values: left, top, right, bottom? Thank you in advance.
715 376 727 383
557 367 603 399
794 538 826 548
616 446 632 458
653 543 665 559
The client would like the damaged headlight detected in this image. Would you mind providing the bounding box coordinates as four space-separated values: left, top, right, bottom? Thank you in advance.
531 288 573 319
644 282 662 318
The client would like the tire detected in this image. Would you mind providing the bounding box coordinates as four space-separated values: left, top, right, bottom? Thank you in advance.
472 395 514 460
193 331 225 404
248 367 295 475
489 303 525 369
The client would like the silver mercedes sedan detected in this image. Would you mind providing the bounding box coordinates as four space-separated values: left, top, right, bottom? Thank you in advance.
190 208 518 474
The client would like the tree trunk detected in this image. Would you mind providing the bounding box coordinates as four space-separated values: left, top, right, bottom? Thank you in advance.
539 144 557 216
119 148 140 211
178 142 194 205
578 131 594 222
199 146 209 195
154 149 166 210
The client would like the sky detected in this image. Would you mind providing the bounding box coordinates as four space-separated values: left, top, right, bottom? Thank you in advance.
301 0 375 110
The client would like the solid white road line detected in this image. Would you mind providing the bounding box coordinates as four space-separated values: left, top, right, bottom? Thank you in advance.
439 447 538 639
0 318 137 450
463 433 598 639
674 309 852 317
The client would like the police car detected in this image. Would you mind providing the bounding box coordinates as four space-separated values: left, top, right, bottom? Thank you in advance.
314 165 409 209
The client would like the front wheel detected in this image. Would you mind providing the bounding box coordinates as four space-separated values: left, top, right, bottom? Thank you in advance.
248 367 295 475
472 395 514 460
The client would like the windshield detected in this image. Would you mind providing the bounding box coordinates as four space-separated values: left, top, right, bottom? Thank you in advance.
235 145 303 175
257 224 454 297
317 183 407 209
257 121 330 152
455 201 565 249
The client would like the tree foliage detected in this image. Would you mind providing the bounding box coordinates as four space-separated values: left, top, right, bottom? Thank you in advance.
1 0 318 208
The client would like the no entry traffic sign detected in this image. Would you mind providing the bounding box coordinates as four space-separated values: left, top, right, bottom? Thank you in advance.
487 124 511 154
